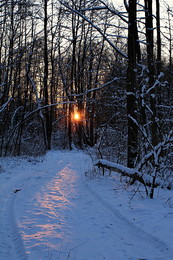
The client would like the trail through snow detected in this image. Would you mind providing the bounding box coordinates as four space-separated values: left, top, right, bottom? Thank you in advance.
0 150 173 260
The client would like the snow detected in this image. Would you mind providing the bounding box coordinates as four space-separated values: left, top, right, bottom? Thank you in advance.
95 159 141 175
0 150 173 260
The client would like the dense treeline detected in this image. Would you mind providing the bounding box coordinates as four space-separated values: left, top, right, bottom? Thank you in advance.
0 0 173 197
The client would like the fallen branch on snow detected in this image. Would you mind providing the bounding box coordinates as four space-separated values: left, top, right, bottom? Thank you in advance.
94 159 171 189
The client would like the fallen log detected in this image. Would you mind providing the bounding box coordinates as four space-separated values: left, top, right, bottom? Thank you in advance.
94 159 168 189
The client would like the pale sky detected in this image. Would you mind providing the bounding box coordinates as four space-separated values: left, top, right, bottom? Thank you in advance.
111 0 173 8
110 0 173 20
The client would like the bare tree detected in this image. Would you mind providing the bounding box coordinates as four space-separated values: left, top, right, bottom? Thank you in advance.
126 0 138 168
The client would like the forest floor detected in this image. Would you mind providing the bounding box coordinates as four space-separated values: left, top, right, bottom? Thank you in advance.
0 150 173 260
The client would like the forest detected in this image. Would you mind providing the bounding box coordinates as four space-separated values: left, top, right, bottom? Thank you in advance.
0 0 173 198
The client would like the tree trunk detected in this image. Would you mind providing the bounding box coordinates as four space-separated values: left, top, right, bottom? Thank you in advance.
156 0 161 74
43 0 52 150
145 0 158 147
126 0 138 168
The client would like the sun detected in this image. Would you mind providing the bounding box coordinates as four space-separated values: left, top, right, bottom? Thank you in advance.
73 112 80 121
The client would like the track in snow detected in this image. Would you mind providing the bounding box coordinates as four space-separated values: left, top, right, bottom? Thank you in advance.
0 175 28 260
0 151 173 260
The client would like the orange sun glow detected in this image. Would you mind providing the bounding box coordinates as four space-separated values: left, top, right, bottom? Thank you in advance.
73 112 80 121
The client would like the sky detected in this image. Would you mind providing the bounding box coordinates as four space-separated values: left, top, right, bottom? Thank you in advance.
111 0 173 8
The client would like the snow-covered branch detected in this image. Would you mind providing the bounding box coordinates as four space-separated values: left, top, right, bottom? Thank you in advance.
98 0 128 23
0 101 75 139
27 73 44 120
60 1 128 59
146 72 164 95
94 159 171 189
95 159 152 186
70 76 122 97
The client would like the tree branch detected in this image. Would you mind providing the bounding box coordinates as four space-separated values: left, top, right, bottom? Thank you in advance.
60 1 128 59
94 159 171 189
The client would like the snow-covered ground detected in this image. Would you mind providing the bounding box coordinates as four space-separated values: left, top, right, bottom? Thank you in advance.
0 150 173 260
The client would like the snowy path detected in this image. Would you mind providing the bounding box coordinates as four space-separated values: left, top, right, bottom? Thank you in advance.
0 151 173 260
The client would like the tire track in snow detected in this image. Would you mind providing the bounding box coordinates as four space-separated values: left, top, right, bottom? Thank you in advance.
8 192 28 260
0 152 72 260
1 151 172 260
83 180 173 260
0 176 29 260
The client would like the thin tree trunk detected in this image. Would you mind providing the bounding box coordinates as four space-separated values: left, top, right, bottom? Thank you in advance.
145 0 158 147
156 0 161 74
43 0 51 150
126 0 138 168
